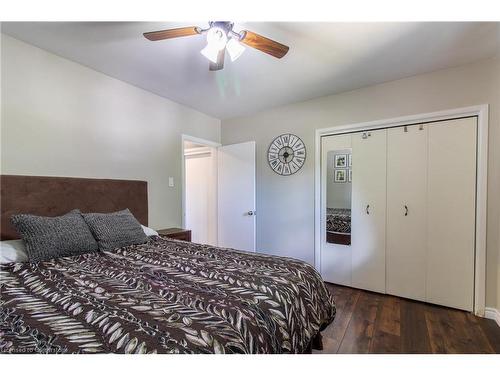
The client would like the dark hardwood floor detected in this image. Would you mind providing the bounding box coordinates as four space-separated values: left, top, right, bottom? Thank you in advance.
315 283 500 354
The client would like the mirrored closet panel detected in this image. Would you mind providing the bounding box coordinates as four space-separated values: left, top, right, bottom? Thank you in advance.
320 134 352 287
326 149 352 245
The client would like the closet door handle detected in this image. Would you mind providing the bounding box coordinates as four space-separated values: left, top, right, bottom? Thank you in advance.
404 205 408 216
366 204 370 215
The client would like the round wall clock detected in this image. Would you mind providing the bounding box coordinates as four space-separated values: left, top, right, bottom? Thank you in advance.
267 133 306 176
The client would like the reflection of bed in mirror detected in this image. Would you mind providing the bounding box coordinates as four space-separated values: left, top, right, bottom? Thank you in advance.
326 208 351 245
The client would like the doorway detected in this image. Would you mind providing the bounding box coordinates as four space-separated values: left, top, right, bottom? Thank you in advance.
181 135 256 252
182 136 219 246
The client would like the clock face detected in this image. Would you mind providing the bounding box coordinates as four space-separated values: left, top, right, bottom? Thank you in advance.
268 134 306 176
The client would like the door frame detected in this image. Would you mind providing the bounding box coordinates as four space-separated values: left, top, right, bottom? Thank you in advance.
181 134 221 241
314 105 489 316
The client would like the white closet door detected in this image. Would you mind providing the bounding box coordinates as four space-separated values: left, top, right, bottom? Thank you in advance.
351 129 387 293
427 117 476 311
386 125 427 301
320 134 352 286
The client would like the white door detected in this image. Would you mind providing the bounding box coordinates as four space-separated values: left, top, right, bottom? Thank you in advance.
427 117 476 311
386 124 427 301
351 129 387 293
217 141 256 252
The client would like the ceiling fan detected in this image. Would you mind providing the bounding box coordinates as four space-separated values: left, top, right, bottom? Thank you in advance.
143 21 289 71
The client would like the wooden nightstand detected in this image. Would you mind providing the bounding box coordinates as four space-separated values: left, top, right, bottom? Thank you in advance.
157 228 192 242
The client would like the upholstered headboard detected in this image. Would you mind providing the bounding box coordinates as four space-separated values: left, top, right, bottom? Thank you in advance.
0 175 148 240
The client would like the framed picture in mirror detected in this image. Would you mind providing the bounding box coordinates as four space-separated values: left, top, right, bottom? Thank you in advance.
334 154 347 168
335 169 347 183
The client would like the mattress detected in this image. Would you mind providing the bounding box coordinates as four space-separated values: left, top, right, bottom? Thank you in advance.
326 208 351 234
0 237 335 354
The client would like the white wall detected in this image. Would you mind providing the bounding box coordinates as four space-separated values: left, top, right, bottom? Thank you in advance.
0 34 221 229
221 57 500 310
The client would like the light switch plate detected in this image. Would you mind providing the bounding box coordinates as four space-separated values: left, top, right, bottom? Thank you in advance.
168 177 174 187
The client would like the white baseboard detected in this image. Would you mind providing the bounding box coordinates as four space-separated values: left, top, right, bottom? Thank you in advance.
484 307 500 327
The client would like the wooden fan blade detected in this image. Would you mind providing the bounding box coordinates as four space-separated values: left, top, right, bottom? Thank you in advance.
143 26 200 41
240 30 289 58
209 49 225 71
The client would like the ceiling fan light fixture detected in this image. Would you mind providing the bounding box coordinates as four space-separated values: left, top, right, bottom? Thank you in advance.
200 26 228 63
226 38 245 62
200 44 220 63
206 26 227 50
144 22 289 71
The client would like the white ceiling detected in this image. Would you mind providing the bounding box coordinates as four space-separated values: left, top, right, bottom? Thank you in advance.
2 22 498 119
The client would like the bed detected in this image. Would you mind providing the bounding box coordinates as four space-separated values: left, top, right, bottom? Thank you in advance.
0 175 335 354
326 208 351 245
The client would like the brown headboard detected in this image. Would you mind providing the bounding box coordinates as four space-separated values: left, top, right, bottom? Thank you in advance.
1 175 148 240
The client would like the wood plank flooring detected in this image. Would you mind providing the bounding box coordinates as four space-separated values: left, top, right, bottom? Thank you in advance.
315 283 500 354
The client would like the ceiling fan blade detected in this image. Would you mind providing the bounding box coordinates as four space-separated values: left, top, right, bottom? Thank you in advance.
240 30 289 58
143 26 200 41
209 49 225 71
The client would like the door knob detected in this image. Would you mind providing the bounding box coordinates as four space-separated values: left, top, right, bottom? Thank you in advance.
404 205 408 216
366 205 370 215
247 211 256 216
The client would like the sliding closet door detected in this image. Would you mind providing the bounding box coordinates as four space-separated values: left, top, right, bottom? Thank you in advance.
427 117 476 311
386 125 427 301
351 129 386 293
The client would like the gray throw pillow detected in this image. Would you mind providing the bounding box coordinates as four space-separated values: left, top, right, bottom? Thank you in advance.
82 209 148 251
11 209 99 263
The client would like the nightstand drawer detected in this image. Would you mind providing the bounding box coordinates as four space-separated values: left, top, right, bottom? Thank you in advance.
157 228 191 242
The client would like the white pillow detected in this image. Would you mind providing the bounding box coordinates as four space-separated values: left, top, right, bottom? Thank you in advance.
141 225 158 237
0 239 28 264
